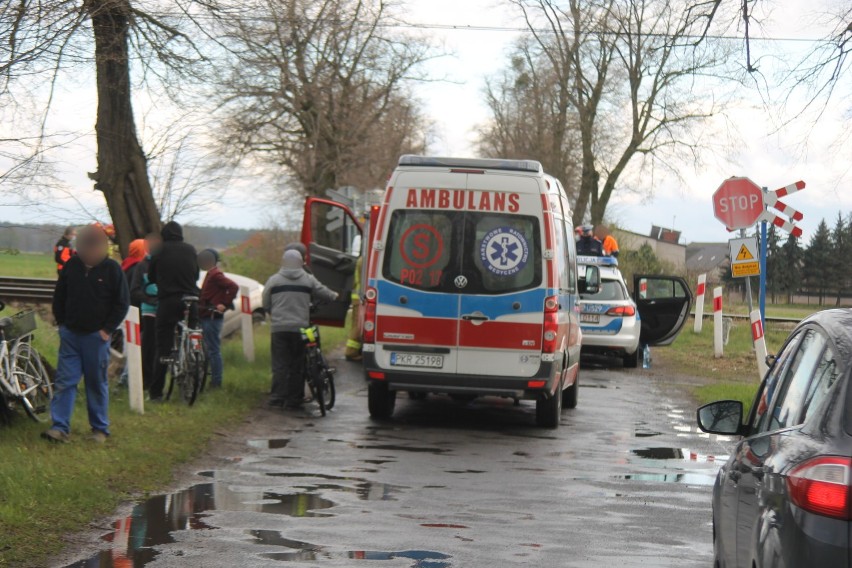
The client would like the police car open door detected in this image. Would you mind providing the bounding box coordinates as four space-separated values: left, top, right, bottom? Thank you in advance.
301 198 363 327
633 275 693 346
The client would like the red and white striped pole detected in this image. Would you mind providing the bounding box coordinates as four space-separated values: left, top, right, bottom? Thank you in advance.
713 287 724 358
124 306 144 414
694 273 707 333
750 309 769 379
240 285 255 363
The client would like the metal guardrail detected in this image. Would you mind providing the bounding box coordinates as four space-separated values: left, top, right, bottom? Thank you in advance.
0 277 55 303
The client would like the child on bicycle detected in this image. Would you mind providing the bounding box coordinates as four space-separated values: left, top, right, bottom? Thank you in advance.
263 249 337 409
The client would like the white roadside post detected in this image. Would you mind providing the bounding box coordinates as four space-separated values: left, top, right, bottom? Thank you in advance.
694 273 707 333
240 285 255 362
124 306 144 414
750 309 769 380
713 287 724 358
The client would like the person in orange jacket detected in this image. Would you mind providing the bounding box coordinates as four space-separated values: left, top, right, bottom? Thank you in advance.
595 225 620 257
54 226 77 275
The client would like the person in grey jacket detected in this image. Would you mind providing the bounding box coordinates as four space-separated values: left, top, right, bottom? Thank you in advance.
263 249 338 408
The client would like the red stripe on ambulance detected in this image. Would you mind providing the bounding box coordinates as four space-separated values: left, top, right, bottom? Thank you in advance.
459 321 542 350
377 315 457 346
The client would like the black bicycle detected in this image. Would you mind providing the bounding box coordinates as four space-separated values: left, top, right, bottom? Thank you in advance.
166 295 206 406
300 325 335 417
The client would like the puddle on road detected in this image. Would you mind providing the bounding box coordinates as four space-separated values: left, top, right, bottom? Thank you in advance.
631 447 725 463
612 472 716 486
248 438 291 449
350 443 449 455
251 528 452 565
64 483 335 568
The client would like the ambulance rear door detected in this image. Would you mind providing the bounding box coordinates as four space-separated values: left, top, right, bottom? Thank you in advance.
455 173 546 378
373 172 465 375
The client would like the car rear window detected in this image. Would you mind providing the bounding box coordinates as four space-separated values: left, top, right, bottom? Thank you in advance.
383 209 541 294
580 279 626 301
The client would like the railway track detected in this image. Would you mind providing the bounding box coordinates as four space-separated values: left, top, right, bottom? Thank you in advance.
0 276 55 303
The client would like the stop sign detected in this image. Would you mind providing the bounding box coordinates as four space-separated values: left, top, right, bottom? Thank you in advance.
713 177 764 230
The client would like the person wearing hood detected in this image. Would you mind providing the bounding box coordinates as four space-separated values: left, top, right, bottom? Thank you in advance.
263 249 338 409
148 221 199 376
130 232 167 399
121 239 147 294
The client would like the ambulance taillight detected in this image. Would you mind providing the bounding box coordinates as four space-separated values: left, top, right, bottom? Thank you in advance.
363 286 378 344
542 296 559 353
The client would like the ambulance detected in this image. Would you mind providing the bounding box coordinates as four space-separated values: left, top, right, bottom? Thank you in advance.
299 156 686 428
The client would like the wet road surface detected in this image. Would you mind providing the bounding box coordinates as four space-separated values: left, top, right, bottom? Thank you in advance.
64 359 732 567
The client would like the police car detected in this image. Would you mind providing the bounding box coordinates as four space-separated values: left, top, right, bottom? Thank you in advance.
578 255 693 368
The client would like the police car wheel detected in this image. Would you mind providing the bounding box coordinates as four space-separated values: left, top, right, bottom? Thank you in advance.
368 381 396 419
535 381 562 429
623 349 640 369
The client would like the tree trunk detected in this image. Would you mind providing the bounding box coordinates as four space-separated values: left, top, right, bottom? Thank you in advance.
87 0 162 256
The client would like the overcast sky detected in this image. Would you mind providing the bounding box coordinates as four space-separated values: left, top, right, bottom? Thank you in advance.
1 0 849 245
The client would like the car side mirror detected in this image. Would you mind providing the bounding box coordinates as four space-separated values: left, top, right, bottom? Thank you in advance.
697 400 744 436
765 354 777 368
581 265 600 295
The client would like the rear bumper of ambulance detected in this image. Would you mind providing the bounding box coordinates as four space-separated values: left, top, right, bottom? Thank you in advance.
362 352 560 399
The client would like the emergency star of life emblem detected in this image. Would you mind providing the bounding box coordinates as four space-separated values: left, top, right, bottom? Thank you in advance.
480 226 529 276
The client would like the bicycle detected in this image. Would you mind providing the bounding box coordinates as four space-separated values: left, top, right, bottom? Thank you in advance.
0 301 53 422
165 295 206 406
300 324 336 417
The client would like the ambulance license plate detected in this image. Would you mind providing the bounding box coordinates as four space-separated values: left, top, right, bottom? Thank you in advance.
390 352 444 368
580 313 600 324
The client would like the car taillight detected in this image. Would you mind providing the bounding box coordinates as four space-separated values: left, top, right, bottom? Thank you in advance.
363 287 377 344
787 456 852 520
606 306 636 317
542 295 559 353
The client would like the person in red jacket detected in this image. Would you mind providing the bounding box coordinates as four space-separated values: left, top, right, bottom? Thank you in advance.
198 249 238 388
54 226 77 275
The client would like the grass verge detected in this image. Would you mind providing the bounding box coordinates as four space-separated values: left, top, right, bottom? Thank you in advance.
656 316 790 416
0 325 281 568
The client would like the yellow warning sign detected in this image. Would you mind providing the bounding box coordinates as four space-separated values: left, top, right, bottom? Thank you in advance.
729 237 760 279
736 244 754 261
732 262 760 277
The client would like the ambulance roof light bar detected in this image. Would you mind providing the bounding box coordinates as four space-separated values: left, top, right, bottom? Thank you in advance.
577 255 619 267
399 155 543 174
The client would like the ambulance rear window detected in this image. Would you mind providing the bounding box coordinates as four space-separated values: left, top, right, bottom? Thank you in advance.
383 210 541 294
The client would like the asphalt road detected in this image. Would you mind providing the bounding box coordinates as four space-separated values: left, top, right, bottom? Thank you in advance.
64 356 733 568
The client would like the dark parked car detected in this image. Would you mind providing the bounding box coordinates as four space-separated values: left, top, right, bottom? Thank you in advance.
697 308 852 568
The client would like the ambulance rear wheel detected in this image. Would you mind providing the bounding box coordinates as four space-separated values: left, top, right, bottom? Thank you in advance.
368 381 396 419
536 381 562 429
563 371 578 409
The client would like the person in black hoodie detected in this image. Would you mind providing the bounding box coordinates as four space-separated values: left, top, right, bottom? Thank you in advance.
43 224 129 443
148 221 199 374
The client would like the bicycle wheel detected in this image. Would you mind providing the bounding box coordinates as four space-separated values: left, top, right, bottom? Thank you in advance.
12 342 53 422
318 367 335 411
313 369 326 417
198 342 209 394
183 351 202 406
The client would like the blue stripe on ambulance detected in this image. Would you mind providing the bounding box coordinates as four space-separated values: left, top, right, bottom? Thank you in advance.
375 281 459 318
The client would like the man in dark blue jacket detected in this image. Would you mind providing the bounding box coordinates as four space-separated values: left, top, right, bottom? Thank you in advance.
44 225 129 443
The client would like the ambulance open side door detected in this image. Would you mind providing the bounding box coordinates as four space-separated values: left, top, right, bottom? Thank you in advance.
301 197 363 327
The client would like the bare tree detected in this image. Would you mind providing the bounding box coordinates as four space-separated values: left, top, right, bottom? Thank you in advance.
0 1 207 254
503 0 730 225
478 38 582 199
209 0 432 198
